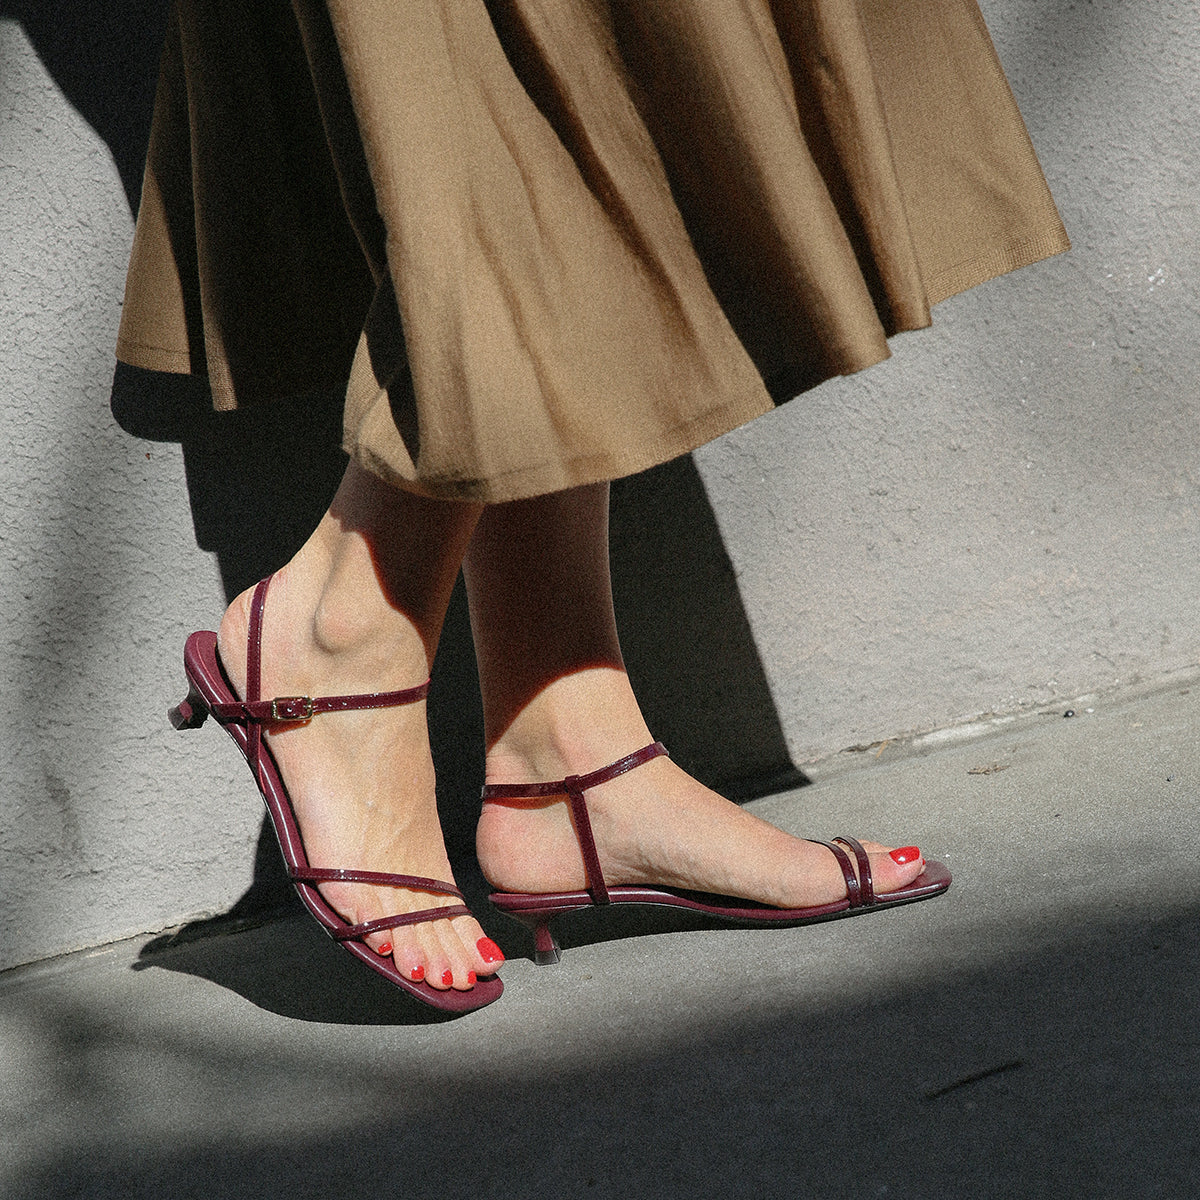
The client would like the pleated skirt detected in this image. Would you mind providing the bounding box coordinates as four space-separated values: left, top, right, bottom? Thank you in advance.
116 0 1068 502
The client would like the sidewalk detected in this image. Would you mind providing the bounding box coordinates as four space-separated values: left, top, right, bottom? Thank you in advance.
3 681 1197 1200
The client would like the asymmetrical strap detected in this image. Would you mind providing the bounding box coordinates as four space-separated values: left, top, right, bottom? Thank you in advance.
481 741 670 906
288 869 471 940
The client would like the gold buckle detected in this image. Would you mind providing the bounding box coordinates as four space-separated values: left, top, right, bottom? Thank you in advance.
271 696 315 723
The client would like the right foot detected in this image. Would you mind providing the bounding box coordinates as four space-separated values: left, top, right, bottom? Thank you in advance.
217 568 502 991
475 671 926 910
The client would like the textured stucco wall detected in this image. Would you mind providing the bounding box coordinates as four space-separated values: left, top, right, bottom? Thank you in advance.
695 0 1200 759
1 1 1197 971
0 20 257 970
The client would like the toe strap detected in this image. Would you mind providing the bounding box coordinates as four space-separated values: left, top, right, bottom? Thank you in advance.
330 904 473 941
808 837 876 908
834 836 875 904
290 868 465 897
288 869 472 941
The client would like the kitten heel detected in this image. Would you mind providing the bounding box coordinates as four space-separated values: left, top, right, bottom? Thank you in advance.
505 909 562 966
169 681 210 730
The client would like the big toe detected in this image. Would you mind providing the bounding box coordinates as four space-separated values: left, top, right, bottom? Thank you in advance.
859 840 926 895
449 915 504 982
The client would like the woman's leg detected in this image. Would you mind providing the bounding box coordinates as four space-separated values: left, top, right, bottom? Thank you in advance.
216 460 502 990
468 482 925 903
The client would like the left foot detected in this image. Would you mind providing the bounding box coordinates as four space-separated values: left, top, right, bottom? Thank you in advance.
218 567 499 991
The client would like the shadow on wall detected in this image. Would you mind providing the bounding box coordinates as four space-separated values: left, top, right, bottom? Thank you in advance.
16 0 805 928
0 0 169 211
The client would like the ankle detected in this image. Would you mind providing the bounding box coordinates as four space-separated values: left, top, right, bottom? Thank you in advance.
217 568 428 701
310 584 409 659
484 668 653 783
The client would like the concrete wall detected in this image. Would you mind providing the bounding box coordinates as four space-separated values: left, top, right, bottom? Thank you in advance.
1 0 1197 971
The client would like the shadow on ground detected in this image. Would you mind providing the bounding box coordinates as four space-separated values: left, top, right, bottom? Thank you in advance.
131 890 852 1026
7 900 1197 1199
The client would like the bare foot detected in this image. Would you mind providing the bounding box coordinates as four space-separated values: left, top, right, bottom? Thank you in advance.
217 569 501 991
475 670 925 907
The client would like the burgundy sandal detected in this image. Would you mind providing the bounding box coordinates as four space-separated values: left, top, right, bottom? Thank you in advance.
168 576 503 1013
484 741 951 964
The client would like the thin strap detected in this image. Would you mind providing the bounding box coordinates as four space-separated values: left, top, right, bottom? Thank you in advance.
247 576 268 708
834 836 875 905
807 839 863 908
244 578 268 771
289 868 465 896
220 576 429 727
330 905 474 941
481 741 669 906
807 837 878 908
209 686 431 725
288 870 469 940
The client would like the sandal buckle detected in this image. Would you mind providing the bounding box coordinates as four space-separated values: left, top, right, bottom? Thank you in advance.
271 695 315 723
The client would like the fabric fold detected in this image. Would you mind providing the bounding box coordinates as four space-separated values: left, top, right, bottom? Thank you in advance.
117 0 1068 502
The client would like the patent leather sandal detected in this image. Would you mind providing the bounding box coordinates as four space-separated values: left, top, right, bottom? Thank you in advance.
484 741 951 965
168 576 503 1013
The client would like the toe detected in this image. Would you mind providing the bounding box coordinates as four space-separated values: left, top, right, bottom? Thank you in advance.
364 931 393 958
385 932 428 984
860 840 925 895
431 919 482 990
474 932 506 974
448 915 504 979
403 919 452 989
422 947 454 990
368 907 503 989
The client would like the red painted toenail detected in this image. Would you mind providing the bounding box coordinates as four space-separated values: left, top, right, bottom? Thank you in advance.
377 942 392 956
441 969 454 987
467 970 477 986
477 937 505 964
409 965 425 982
890 846 921 865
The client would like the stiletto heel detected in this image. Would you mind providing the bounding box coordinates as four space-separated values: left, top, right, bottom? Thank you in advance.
530 921 562 967
169 575 503 1013
484 743 951 964
530 916 561 964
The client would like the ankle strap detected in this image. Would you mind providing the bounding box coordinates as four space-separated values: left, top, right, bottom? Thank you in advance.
481 741 669 905
208 685 431 726
216 575 429 728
